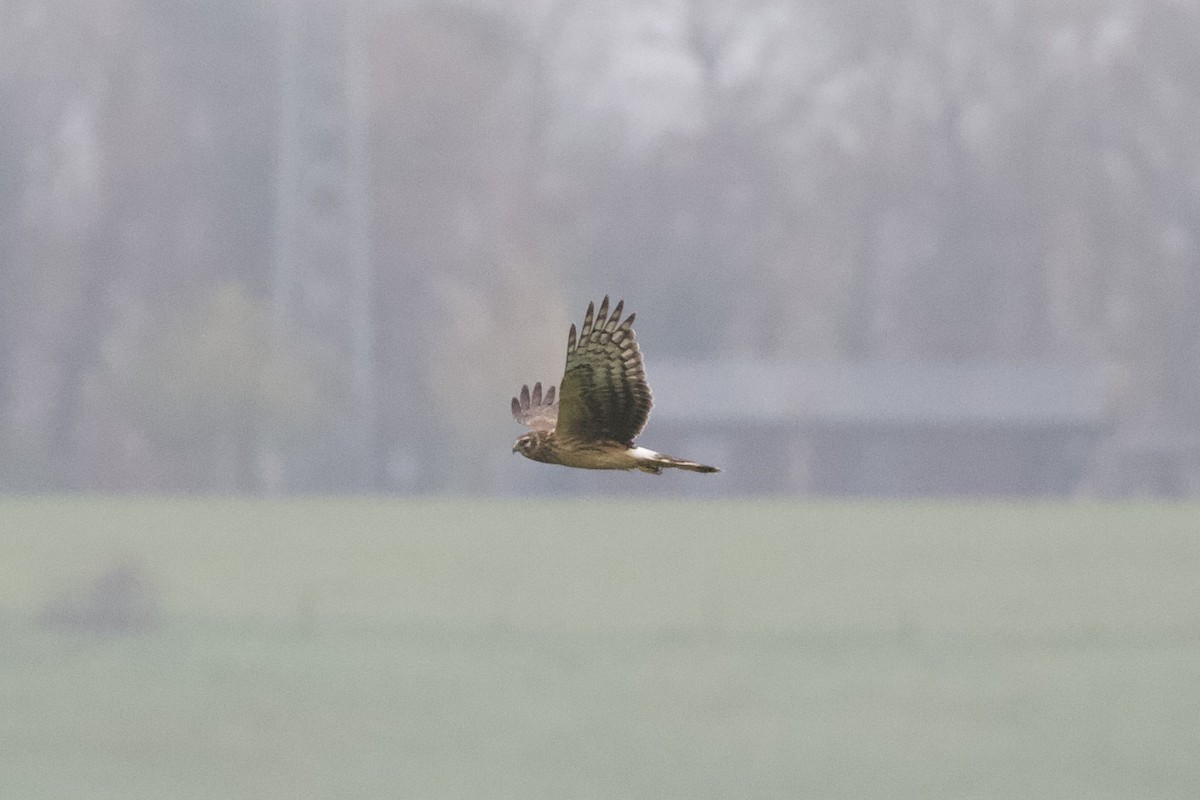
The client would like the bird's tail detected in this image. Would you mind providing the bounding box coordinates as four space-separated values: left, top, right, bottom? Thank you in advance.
637 451 720 474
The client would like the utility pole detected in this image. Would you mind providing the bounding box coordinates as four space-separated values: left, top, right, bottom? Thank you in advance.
271 0 301 333
345 0 381 490
271 0 379 491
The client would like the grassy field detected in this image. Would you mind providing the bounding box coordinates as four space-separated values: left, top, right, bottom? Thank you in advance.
1 498 1198 798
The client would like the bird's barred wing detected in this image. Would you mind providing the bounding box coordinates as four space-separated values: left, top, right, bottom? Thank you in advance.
554 296 652 446
511 382 558 432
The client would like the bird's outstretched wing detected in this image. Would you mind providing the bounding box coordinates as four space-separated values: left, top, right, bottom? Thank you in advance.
511 382 558 432
554 296 652 445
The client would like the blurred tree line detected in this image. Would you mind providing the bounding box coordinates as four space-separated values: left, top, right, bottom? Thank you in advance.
0 0 1197 494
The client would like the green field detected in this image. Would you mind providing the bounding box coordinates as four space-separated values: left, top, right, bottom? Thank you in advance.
2 498 1198 799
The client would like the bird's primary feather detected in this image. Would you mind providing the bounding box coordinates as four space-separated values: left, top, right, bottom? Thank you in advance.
511 381 557 432
554 296 651 446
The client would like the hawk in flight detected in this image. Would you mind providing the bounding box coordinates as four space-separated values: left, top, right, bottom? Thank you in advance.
511 296 719 475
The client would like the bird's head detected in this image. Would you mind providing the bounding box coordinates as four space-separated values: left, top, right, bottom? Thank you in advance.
512 432 536 457
513 430 553 462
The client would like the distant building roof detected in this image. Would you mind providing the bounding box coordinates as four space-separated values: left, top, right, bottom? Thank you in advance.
648 360 1108 427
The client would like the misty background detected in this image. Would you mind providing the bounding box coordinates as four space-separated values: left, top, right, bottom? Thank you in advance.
4 4 1200 798
2 0 1199 496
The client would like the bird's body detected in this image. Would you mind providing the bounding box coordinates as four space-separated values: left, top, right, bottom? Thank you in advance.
511 297 718 475
515 430 714 474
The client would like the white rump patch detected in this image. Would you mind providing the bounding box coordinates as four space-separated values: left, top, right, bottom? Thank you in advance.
630 446 660 460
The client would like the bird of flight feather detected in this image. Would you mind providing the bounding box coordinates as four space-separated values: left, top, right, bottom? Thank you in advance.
511 296 719 475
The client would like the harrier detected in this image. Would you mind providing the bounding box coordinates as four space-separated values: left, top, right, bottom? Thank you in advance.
511 296 719 475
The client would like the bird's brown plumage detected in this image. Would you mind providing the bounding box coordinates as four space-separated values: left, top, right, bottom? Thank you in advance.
511 297 718 475
555 296 650 447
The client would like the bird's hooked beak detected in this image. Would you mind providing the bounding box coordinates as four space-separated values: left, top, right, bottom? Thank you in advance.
512 443 519 453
